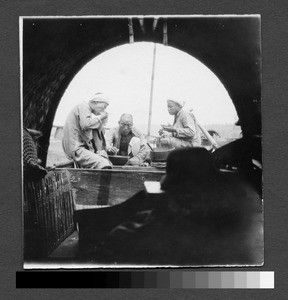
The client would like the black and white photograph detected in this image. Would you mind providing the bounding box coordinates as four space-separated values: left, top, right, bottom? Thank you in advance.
21 15 263 268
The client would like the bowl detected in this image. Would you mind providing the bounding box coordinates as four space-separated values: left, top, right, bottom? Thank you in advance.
108 155 129 166
150 148 175 162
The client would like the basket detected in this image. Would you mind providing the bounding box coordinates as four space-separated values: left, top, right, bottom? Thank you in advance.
24 169 75 259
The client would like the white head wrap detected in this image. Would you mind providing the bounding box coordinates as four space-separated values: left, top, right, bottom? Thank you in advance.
89 92 110 105
167 98 185 108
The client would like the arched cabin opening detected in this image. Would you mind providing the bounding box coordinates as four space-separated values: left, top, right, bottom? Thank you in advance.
47 41 240 167
23 16 261 167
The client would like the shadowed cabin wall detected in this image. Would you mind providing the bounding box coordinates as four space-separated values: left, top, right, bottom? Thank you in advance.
22 17 261 167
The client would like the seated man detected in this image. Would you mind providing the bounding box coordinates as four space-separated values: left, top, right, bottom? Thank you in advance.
62 92 112 169
105 113 149 165
159 98 201 148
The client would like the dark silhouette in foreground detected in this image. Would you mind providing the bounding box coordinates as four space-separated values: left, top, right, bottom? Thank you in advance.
75 147 263 266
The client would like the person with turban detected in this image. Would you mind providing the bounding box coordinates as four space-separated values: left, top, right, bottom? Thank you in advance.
159 98 202 148
62 92 112 169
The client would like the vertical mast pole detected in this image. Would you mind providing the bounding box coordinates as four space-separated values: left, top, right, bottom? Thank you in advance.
147 43 157 137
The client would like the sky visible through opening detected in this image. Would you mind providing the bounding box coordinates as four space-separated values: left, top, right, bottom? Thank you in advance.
54 42 238 136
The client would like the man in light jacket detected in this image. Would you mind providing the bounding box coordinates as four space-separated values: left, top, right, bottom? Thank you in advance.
159 98 202 148
62 92 112 169
105 113 149 165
